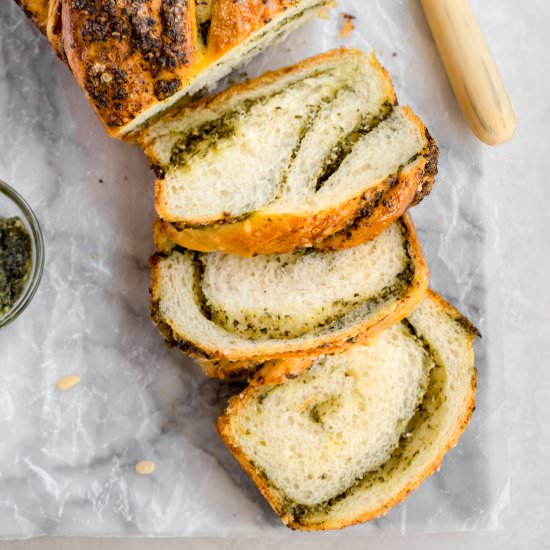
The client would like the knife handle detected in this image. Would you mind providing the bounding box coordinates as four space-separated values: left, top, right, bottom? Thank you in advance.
420 0 515 145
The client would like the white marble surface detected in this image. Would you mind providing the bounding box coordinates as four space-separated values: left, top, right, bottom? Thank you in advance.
0 0 548 547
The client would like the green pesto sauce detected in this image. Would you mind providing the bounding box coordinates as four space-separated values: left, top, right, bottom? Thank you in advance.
168 67 336 170
190 222 416 341
314 100 395 191
0 217 32 317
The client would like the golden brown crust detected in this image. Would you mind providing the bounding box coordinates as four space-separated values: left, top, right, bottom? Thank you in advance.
14 0 50 34
46 0 65 60
216 291 478 531
208 0 297 54
201 355 311 383
198 357 262 381
152 217 176 254
61 0 199 133
150 215 430 367
15 0 66 59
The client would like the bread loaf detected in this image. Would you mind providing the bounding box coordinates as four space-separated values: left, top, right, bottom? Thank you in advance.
15 0 332 137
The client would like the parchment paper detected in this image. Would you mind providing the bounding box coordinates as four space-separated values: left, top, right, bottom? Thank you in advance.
0 0 509 537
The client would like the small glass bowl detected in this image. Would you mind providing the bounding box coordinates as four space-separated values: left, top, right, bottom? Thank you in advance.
0 179 45 329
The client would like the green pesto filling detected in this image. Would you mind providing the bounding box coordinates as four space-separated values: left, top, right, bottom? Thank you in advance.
270 88 341 203
168 67 337 169
190 221 415 340
0 217 32 317
308 396 342 428
314 100 395 192
280 328 445 524
169 97 256 167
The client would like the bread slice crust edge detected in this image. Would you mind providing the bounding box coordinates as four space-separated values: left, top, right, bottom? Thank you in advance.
14 0 49 34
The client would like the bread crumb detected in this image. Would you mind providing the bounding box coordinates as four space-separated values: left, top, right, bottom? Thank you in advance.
135 460 156 475
339 13 356 38
56 374 81 391
317 6 331 19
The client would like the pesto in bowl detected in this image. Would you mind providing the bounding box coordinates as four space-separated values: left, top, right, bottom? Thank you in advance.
0 180 44 328
0 216 32 316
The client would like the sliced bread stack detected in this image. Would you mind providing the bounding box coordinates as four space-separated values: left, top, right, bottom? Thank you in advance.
139 47 479 531
15 0 478 532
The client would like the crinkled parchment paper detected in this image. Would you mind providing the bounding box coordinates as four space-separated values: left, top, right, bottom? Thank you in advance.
0 0 510 537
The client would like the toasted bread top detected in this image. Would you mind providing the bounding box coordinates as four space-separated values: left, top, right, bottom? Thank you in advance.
18 0 327 137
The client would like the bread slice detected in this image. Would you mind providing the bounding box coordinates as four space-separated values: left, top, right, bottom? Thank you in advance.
46 0 331 138
217 290 479 530
139 49 438 256
150 215 429 364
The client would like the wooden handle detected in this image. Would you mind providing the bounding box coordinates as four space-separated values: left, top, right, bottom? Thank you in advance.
420 0 515 145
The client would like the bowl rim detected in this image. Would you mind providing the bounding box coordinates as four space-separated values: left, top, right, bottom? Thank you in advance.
0 179 45 329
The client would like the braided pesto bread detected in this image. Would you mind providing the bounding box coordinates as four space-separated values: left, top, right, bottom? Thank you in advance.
15 0 332 137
